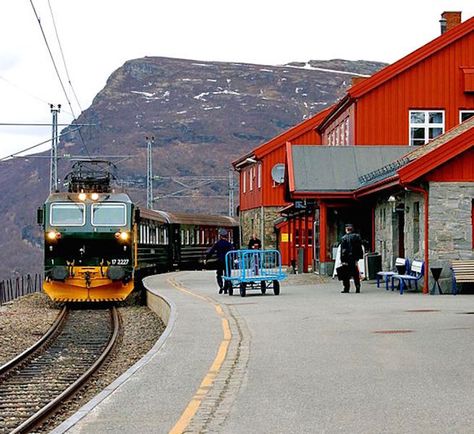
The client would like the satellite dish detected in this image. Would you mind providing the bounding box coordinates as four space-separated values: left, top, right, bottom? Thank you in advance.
271 164 285 184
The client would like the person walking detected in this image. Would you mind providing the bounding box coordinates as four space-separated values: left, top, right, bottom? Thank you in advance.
205 229 234 294
248 233 262 250
340 223 363 293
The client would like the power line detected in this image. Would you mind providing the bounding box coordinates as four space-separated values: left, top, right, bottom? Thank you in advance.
47 0 83 113
0 75 76 117
0 123 94 126
0 126 83 162
29 0 91 157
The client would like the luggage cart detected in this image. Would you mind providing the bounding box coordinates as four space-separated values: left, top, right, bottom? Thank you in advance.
223 249 286 297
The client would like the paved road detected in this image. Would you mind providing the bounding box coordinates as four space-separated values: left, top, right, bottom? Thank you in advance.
61 271 474 433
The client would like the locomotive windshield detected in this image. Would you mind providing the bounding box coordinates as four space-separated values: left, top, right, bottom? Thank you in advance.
50 203 85 226
92 203 126 226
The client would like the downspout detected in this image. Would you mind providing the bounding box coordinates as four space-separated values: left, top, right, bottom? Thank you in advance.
403 183 429 294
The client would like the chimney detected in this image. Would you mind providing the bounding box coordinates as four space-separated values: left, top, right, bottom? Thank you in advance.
440 11 462 34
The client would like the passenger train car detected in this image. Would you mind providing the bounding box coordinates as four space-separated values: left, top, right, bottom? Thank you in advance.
37 161 238 302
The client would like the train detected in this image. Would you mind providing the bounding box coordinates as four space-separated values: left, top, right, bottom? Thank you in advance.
37 161 239 302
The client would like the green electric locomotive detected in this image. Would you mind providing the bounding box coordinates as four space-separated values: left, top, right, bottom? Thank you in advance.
37 160 239 302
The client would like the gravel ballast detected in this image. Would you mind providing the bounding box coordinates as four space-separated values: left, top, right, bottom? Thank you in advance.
0 291 165 432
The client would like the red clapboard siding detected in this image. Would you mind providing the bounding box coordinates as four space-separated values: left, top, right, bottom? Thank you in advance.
355 32 474 145
425 147 474 181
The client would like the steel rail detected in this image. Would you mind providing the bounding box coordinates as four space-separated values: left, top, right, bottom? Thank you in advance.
0 306 68 377
10 306 120 434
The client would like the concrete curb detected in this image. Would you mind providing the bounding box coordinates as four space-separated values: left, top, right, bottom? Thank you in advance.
50 278 177 434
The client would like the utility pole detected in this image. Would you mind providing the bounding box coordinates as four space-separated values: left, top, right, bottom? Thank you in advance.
228 170 235 217
49 104 61 193
146 136 154 209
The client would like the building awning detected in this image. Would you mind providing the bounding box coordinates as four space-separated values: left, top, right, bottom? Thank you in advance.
287 145 410 194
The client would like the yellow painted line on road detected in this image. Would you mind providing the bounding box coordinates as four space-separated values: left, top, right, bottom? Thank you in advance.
167 278 232 434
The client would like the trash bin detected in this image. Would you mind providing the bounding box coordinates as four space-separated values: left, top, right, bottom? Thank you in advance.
297 247 306 273
365 252 382 280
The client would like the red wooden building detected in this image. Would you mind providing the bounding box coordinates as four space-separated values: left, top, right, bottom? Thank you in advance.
234 11 474 276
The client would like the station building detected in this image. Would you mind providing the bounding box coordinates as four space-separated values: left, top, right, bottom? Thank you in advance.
233 12 474 289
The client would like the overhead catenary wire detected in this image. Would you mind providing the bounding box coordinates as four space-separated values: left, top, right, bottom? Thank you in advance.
29 0 91 157
47 0 83 114
0 126 83 162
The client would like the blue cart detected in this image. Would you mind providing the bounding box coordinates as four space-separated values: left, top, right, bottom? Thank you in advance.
223 249 286 297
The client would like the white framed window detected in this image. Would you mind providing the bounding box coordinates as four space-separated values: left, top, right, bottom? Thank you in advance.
460 110 474 123
257 163 262 189
242 171 247 193
50 203 85 226
409 110 445 146
91 203 126 226
249 167 254 191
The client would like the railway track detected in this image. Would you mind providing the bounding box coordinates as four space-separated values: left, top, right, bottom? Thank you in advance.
0 305 120 434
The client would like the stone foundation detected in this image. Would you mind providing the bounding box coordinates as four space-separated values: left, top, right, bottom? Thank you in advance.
240 207 280 249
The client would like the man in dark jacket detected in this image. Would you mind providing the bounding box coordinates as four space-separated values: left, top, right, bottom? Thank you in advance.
340 223 363 293
206 229 234 293
248 233 262 250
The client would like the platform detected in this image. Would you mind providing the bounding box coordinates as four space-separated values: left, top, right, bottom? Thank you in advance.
54 271 474 433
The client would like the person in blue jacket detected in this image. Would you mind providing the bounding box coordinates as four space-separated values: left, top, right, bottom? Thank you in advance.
205 229 234 293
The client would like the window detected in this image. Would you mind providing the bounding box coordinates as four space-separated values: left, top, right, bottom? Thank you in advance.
92 203 126 226
257 164 262 189
409 110 444 146
50 203 85 226
243 171 247 193
460 111 474 123
249 167 254 191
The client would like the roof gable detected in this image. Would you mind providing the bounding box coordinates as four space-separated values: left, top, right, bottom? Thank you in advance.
349 16 474 99
397 118 474 183
318 16 474 130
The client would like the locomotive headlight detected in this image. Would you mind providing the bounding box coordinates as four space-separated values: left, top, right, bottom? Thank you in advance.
78 192 87 201
91 193 99 200
115 231 129 241
47 230 61 240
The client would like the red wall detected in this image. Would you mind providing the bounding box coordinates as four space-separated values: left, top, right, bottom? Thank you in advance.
354 33 474 145
240 128 322 211
426 147 474 181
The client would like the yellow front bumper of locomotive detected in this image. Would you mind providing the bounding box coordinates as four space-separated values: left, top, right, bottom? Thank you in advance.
44 266 134 302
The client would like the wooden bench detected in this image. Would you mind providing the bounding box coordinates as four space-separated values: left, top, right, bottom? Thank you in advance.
376 257 409 291
451 260 474 295
392 260 424 294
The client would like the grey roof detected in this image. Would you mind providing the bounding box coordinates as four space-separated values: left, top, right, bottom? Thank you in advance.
291 146 410 192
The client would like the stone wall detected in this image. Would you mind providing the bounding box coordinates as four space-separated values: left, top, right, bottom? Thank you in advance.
429 182 474 293
374 183 474 293
374 191 425 270
240 207 280 249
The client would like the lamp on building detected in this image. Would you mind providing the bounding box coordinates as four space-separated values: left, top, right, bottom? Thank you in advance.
246 157 257 164
387 195 397 212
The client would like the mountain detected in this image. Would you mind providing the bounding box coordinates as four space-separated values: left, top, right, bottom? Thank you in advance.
0 56 386 279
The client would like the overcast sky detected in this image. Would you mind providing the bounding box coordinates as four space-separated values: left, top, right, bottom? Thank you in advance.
1 0 473 159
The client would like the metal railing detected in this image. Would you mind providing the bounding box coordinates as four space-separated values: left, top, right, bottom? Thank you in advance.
224 250 286 283
0 274 43 306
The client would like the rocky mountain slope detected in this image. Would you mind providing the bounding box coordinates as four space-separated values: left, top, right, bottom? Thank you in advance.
0 56 386 279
